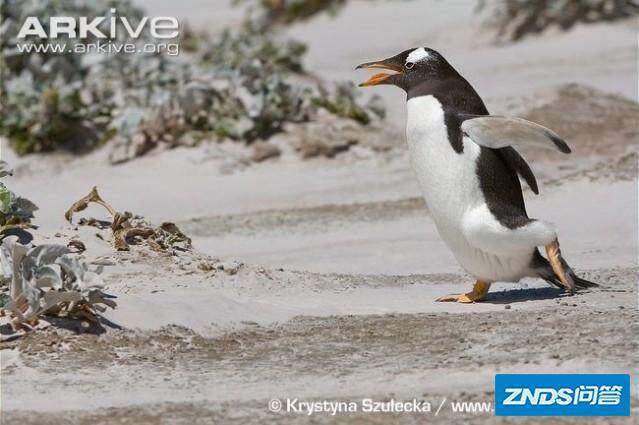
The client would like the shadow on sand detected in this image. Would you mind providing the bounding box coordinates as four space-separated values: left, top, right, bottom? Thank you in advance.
483 286 570 304
0 315 123 342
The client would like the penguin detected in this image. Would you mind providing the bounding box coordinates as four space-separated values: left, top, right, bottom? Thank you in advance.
356 47 597 303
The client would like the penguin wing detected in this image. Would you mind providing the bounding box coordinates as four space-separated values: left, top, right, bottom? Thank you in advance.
496 146 539 195
460 115 571 154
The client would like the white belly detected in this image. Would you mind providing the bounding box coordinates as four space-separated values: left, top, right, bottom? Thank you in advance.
406 95 531 281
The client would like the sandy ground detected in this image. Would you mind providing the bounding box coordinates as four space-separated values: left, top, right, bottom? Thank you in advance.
1 1 638 424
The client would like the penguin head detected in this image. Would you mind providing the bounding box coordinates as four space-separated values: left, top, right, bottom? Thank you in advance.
356 47 457 93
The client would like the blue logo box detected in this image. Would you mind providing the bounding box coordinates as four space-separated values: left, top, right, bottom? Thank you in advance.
495 374 630 416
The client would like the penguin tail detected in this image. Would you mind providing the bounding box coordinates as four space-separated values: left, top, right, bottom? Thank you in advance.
570 272 599 289
532 249 599 293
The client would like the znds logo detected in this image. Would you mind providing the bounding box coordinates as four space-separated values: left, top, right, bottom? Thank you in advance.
503 386 622 406
495 374 630 416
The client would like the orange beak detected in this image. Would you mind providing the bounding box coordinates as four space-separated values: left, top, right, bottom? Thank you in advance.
356 60 403 87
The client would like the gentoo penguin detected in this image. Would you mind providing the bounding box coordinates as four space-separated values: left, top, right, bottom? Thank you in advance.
356 47 597 303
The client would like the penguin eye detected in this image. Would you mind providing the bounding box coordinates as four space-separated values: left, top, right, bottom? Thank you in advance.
405 61 415 70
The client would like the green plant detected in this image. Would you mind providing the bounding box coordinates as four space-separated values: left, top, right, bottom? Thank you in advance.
1 0 384 162
0 236 116 329
479 0 639 40
0 161 38 233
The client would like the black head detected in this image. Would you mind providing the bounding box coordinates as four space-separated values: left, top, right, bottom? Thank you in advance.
356 47 461 95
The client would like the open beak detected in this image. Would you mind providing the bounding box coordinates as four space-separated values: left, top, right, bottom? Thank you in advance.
356 59 403 87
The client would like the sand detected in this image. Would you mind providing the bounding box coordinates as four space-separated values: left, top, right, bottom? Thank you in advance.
1 1 637 423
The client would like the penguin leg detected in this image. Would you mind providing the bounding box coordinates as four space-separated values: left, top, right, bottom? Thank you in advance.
436 280 491 303
544 239 575 293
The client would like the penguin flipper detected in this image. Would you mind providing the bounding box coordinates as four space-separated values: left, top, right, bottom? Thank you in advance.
496 146 539 195
462 207 557 255
459 115 571 154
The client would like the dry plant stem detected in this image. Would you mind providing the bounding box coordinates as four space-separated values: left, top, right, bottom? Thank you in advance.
95 200 118 218
65 187 113 222
87 187 119 219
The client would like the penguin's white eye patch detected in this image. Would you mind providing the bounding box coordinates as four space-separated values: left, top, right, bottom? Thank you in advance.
406 47 430 64
405 61 414 69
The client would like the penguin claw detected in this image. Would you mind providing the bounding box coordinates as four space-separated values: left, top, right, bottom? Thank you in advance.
436 280 491 303
436 293 477 303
